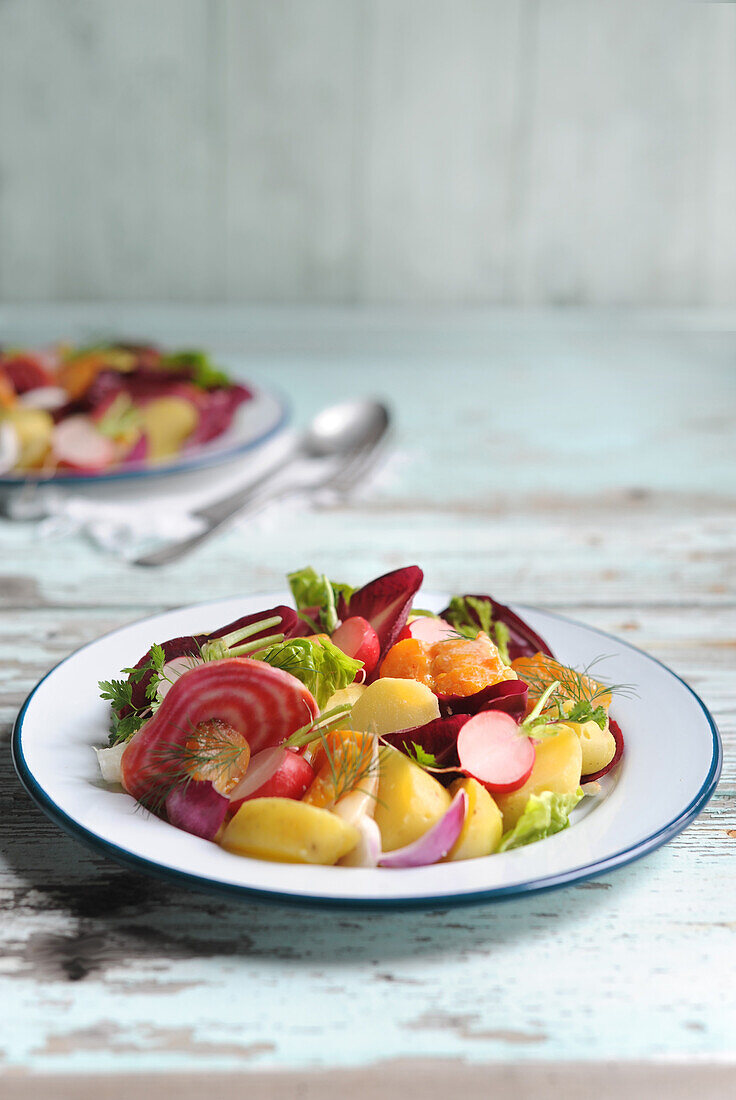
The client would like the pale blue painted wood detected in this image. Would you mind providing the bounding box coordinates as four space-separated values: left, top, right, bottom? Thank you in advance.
0 307 734 1080
1 2 735 305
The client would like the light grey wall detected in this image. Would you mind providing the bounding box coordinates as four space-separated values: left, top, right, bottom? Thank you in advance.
1 0 734 306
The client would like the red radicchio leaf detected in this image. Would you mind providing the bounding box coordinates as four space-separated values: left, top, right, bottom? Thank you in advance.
165 780 229 840
382 714 469 769
1 354 55 394
125 605 300 713
581 717 624 783
437 678 528 720
339 566 424 673
187 386 252 446
440 594 554 662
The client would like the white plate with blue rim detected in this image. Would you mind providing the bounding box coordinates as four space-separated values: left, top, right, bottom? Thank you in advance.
0 384 288 487
12 593 722 909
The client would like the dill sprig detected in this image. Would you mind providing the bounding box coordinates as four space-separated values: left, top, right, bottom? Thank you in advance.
138 719 250 816
517 655 637 724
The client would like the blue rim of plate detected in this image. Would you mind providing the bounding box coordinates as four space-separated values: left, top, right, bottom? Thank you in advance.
0 387 289 487
11 603 723 910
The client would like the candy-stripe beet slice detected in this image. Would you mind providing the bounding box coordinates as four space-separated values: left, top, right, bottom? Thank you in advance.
121 657 318 804
126 605 300 712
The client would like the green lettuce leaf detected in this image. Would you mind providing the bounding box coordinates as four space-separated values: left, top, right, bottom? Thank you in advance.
258 636 361 709
497 788 584 852
444 595 511 663
161 349 231 390
287 566 354 633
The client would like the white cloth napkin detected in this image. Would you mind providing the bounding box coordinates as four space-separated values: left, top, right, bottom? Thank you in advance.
5 432 398 558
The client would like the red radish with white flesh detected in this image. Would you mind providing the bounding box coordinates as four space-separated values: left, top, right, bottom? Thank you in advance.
165 780 229 840
457 711 535 794
156 655 202 701
121 657 318 805
337 565 423 672
331 617 380 675
53 415 116 471
379 790 468 868
399 617 456 645
18 386 68 411
228 746 314 811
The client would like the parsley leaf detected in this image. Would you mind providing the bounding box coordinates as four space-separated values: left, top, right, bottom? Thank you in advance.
405 742 438 768
566 700 608 729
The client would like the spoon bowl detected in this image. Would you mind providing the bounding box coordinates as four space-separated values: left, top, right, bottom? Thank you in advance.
303 400 389 459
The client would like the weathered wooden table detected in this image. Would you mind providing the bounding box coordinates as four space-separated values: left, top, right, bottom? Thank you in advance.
1 308 734 1098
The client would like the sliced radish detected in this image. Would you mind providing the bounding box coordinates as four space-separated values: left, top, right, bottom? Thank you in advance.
121 658 318 804
331 616 380 675
228 746 315 811
156 655 203 701
18 386 68 411
338 565 423 671
399 616 456 645
165 780 229 840
457 711 535 794
379 790 467 868
53 415 116 471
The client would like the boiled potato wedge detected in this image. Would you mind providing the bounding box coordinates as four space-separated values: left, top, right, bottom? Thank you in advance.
2 407 53 467
374 745 450 852
323 683 366 714
495 725 582 831
348 677 440 737
221 797 359 864
565 718 616 775
444 777 502 861
140 396 198 460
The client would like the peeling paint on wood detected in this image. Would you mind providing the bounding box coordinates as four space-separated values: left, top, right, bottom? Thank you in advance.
0 307 734 1084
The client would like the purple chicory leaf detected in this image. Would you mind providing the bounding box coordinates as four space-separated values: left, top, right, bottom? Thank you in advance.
339 565 424 674
382 714 469 768
438 678 528 720
379 790 468 868
440 594 554 662
165 780 229 840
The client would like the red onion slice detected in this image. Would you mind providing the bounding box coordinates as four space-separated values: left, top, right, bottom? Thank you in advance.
165 780 229 840
379 790 467 868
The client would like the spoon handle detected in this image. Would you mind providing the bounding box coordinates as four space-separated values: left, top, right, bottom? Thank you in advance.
191 443 300 526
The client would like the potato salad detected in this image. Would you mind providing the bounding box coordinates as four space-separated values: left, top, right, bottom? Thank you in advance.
96 566 626 868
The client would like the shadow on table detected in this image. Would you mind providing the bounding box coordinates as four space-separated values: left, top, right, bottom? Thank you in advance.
4 749 632 982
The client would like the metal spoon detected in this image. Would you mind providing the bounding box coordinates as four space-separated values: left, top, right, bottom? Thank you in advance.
134 398 390 567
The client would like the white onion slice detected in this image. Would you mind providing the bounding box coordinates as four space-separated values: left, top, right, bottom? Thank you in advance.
94 741 127 784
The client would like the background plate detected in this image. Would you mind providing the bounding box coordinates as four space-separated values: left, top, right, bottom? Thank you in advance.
0 384 288 486
12 593 722 908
